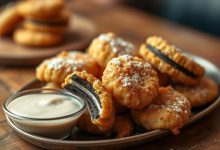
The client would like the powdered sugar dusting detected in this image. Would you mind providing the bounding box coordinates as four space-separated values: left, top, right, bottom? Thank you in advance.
46 57 84 71
162 92 189 115
121 73 141 87
98 33 135 55
110 57 122 66
109 55 153 89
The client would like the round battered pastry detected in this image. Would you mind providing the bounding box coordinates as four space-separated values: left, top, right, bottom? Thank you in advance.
131 86 191 135
62 71 115 133
13 28 62 47
173 77 219 107
17 0 64 19
36 52 100 83
139 36 205 85
88 32 138 71
0 3 22 36
102 55 159 109
57 51 100 77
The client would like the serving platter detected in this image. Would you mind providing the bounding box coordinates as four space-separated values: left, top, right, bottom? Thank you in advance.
0 14 97 66
6 55 220 150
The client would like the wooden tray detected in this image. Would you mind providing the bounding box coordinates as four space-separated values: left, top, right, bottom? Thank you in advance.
0 14 97 66
6 56 220 150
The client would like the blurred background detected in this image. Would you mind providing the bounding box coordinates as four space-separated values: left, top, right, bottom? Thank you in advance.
1 0 220 37
91 0 220 37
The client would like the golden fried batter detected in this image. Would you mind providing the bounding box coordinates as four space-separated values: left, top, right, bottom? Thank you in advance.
131 86 191 135
77 109 110 134
62 71 115 133
88 32 138 72
113 115 133 138
102 55 159 109
173 77 218 107
36 51 99 83
139 36 204 85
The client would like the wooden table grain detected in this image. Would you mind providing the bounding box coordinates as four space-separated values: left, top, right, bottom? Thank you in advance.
1 0 220 149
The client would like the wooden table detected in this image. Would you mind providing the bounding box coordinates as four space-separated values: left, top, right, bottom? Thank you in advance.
1 0 220 149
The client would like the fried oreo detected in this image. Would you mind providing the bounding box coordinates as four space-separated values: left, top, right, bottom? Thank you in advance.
139 36 205 85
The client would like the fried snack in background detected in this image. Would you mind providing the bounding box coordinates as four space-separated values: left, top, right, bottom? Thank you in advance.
0 3 22 36
0 0 69 47
13 28 63 47
17 0 64 19
23 9 69 34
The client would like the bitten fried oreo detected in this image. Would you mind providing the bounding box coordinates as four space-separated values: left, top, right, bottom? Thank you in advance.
62 71 115 133
13 28 62 47
0 3 22 36
139 36 205 85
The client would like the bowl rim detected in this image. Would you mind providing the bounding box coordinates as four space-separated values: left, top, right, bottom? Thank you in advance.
2 88 86 121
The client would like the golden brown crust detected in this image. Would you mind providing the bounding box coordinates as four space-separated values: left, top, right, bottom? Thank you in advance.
77 109 110 134
62 71 115 133
36 52 100 83
139 36 205 85
113 115 133 138
87 32 138 71
0 4 22 36
57 51 100 77
13 28 62 47
17 0 64 19
131 86 191 135
173 77 219 107
102 55 159 109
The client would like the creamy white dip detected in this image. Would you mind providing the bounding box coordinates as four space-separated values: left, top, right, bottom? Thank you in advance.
8 93 81 118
